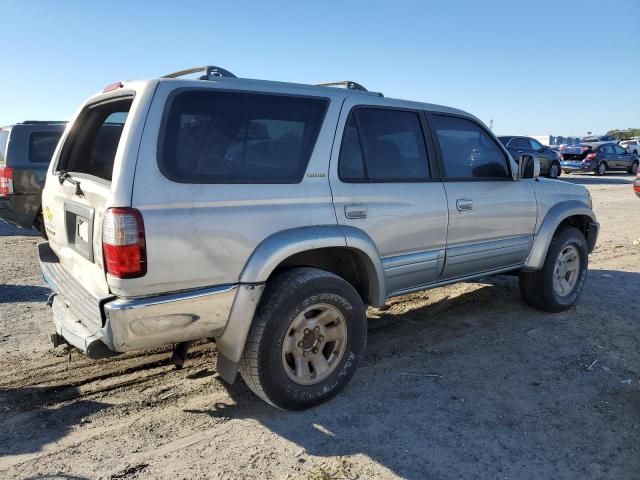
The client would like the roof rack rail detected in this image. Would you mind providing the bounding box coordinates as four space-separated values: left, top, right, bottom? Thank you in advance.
316 81 369 92
162 66 237 80
20 121 67 125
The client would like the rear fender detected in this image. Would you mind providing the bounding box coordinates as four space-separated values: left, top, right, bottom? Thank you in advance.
214 225 385 382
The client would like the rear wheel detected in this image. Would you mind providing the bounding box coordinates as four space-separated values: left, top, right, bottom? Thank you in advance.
594 161 607 176
239 267 367 410
519 226 588 312
547 162 561 179
628 160 638 175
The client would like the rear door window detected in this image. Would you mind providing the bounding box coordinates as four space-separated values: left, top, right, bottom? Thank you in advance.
159 90 328 184
338 107 430 182
29 131 63 163
600 144 615 154
431 114 510 179
57 98 132 181
509 138 529 149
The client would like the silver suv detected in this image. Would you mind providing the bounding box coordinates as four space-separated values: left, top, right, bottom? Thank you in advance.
39 66 599 410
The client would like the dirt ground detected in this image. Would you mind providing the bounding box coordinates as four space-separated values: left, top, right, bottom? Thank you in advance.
1 173 639 480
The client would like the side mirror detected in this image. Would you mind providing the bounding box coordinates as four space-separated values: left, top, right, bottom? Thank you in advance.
518 154 540 179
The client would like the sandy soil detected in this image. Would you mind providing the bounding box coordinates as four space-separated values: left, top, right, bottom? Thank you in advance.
1 173 639 480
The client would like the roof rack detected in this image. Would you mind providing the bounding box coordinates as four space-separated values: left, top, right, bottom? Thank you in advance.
20 121 67 125
316 81 369 92
162 66 237 80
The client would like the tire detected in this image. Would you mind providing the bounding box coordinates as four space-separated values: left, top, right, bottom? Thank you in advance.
546 162 561 179
594 161 607 176
628 160 639 175
239 267 367 410
519 226 588 313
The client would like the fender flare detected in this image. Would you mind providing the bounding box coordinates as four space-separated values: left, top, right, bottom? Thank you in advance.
523 200 596 270
238 225 386 305
214 225 385 382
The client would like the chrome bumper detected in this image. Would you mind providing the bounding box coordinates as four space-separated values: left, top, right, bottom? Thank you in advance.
39 242 240 358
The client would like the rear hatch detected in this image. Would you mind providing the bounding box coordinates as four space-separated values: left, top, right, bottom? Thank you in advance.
561 145 591 161
42 89 142 302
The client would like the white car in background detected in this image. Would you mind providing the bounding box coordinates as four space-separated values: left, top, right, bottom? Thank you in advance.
581 135 619 148
619 139 639 156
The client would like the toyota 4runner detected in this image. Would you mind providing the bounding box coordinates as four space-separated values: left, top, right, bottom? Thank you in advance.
39 66 599 410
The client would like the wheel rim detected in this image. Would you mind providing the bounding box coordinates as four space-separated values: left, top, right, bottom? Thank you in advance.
598 163 606 175
552 245 580 297
633 163 638 175
281 303 347 385
550 164 559 178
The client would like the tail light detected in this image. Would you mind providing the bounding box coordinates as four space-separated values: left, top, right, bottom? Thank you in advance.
634 183 640 194
586 152 597 160
0 166 14 196
102 208 146 278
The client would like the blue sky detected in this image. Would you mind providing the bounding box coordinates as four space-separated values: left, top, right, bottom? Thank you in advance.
1 0 638 136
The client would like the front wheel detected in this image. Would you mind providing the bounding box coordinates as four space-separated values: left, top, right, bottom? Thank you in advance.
628 161 638 175
239 267 367 410
519 226 588 312
546 162 561 179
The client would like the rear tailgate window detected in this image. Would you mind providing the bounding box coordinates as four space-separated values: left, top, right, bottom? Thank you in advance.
57 98 133 181
29 131 63 163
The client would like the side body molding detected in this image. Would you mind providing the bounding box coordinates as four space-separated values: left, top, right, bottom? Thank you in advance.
523 200 596 271
215 225 386 383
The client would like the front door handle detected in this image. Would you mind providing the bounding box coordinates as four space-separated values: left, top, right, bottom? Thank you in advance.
456 199 473 212
345 204 368 219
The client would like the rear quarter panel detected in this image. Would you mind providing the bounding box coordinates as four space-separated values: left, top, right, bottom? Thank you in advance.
120 80 343 298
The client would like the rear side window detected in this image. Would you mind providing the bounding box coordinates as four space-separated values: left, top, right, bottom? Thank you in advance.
600 144 615 154
0 129 8 165
431 114 510 179
57 98 132 181
29 131 62 163
159 90 328 184
338 108 430 182
508 137 529 149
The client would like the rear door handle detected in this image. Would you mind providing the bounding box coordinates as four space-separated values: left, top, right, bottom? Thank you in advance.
345 204 368 219
456 199 473 212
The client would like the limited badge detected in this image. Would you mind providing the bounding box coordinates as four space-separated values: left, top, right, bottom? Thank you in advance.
44 206 56 236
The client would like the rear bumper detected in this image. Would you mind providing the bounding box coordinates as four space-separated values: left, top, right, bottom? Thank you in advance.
560 161 594 173
39 242 239 358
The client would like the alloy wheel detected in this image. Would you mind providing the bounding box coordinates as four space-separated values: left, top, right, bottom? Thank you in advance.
281 303 348 385
552 245 580 297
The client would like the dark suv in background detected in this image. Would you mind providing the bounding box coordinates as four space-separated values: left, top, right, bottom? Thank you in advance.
0 121 65 233
498 136 562 179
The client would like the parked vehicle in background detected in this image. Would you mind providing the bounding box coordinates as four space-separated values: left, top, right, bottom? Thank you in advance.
0 121 66 233
498 135 562 179
581 135 618 148
619 139 639 156
561 143 639 175
39 66 599 410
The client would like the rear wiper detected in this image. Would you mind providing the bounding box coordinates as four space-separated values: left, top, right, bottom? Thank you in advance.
57 170 84 196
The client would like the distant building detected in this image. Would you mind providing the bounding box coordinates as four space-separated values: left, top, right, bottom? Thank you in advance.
531 135 582 146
